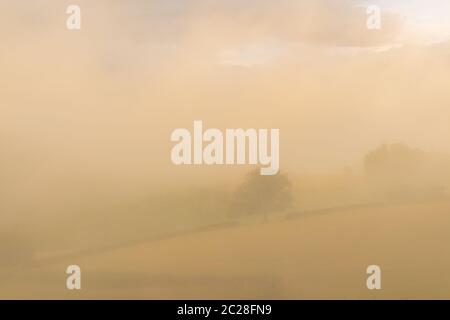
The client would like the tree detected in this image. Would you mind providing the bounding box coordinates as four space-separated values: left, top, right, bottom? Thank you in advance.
364 143 424 178
230 169 293 220
363 143 450 200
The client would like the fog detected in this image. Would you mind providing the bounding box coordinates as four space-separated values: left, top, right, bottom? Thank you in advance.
1 0 450 298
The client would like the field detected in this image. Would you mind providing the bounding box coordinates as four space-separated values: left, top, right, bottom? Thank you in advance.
1 199 450 299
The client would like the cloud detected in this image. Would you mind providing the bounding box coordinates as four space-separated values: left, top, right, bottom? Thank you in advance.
177 0 403 49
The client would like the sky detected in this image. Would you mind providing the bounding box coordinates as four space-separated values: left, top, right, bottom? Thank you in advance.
368 0 450 44
1 0 450 195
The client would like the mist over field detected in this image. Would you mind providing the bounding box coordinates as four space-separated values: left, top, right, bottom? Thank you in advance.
1 0 450 299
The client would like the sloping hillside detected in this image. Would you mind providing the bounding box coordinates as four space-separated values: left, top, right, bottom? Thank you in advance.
2 199 450 299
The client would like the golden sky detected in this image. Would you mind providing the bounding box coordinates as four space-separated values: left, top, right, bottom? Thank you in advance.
1 0 450 184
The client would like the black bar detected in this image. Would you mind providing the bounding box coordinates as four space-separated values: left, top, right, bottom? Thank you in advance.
0 300 447 319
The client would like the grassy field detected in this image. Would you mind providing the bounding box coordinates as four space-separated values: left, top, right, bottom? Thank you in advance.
1 199 450 299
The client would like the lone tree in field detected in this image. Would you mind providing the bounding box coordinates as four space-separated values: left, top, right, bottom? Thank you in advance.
230 169 293 219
